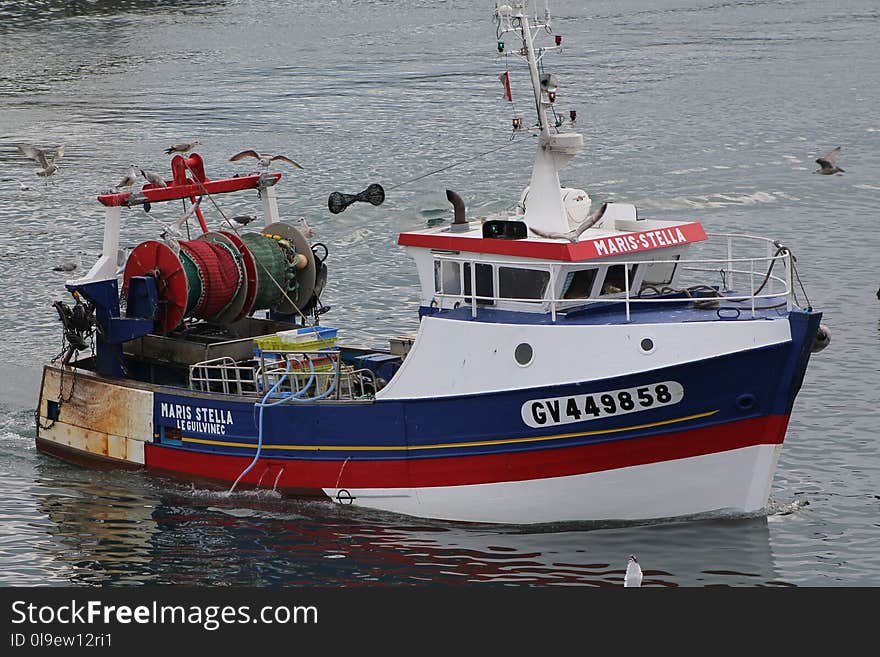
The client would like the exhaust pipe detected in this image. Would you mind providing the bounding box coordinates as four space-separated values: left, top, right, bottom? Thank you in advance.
446 189 468 232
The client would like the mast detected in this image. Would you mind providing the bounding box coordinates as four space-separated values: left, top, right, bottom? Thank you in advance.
495 1 583 235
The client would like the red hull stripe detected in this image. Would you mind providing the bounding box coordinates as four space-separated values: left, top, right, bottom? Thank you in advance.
144 414 790 489
397 222 707 261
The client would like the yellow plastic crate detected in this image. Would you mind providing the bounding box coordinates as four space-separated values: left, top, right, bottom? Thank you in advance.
254 336 338 352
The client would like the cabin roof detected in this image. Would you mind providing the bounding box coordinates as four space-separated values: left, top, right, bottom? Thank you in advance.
398 219 707 262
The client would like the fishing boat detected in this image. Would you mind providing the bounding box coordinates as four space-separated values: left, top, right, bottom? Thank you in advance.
35 1 829 525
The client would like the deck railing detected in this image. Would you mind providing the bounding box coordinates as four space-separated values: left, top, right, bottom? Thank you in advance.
189 349 377 401
431 232 794 322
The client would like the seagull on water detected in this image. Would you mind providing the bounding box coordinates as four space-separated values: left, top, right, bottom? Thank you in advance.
140 167 168 188
164 140 202 155
17 179 32 191
115 164 139 191
229 149 303 170
52 252 83 273
528 202 608 243
17 144 64 178
624 555 643 587
815 146 844 175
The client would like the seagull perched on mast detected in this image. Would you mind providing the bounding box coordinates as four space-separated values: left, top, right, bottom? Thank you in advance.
815 146 844 175
115 164 139 191
17 144 64 178
229 149 303 170
140 167 168 188
164 140 202 155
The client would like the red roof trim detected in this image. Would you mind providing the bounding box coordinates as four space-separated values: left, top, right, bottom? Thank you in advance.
397 222 708 261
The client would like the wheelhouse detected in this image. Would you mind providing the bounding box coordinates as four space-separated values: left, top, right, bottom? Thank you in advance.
400 202 705 318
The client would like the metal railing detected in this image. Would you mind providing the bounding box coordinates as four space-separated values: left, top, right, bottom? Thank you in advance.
189 350 378 401
430 232 794 322
189 357 259 395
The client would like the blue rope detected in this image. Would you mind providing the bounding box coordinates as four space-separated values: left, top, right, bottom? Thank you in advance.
227 355 316 493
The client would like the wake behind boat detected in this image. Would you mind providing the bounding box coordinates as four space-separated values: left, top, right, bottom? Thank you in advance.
34 1 828 525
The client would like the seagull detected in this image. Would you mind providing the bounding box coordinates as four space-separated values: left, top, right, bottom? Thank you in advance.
17 179 31 191
815 146 844 175
52 252 83 272
115 164 139 190
624 554 643 587
115 247 131 275
164 140 202 155
297 217 315 238
528 202 608 242
229 149 303 170
230 214 259 226
162 198 203 238
140 167 168 188
17 144 64 177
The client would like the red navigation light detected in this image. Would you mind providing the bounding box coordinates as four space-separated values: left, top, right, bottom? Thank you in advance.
548 90 556 103
555 35 562 46
512 117 521 129
569 109 577 123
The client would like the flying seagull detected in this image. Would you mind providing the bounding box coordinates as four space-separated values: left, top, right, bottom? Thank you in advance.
624 554 643 588
230 214 258 226
115 164 139 190
140 167 168 188
815 146 844 175
164 140 202 155
528 202 608 242
17 144 64 177
229 149 303 170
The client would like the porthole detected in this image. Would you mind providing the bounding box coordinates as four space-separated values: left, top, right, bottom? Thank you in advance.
639 337 655 353
736 394 756 411
514 342 533 366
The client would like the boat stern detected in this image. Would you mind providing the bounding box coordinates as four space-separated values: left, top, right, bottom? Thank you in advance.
35 365 154 468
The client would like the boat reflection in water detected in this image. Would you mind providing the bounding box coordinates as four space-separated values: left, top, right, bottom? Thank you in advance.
34 468 788 587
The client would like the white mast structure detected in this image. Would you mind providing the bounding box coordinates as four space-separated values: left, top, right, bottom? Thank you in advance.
494 1 583 235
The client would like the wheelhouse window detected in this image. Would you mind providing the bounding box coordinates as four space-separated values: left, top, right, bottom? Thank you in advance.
561 268 598 299
640 256 679 287
601 264 639 295
498 267 550 300
433 260 462 295
463 262 494 305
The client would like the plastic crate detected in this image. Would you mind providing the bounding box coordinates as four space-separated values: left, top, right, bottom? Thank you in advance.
254 326 338 353
276 326 338 343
